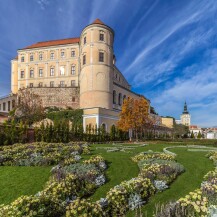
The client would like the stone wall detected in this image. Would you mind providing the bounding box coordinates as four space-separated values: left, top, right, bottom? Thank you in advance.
23 87 80 109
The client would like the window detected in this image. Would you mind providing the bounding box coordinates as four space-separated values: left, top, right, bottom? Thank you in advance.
123 95 126 102
21 71 24 78
39 54 43 61
30 55 34 62
99 52 104 62
113 90 116 104
12 100 15 109
60 66 65 75
83 55 86 65
21 56 25 62
99 33 104 41
118 93 122 106
50 52 54 59
30 70 34 78
71 50 75 57
61 51 65 58
60 81 65 87
72 97 75 102
29 83 33 88
71 80 76 87
3 102 6 111
39 69 43 77
50 81 54 87
39 82 43 87
8 101 10 112
84 36 86 44
71 65 76 75
50 68 55 76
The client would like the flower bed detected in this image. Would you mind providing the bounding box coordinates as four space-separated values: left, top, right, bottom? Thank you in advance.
132 152 176 163
64 151 184 217
155 151 217 217
0 142 107 217
0 142 90 166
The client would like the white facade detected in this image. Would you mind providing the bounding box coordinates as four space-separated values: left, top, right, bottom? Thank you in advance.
181 113 191 126
206 131 217 139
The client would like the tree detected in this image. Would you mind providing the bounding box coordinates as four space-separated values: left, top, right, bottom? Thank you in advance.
190 131 195 139
150 106 158 115
173 123 189 138
118 97 149 141
15 89 45 125
197 131 202 139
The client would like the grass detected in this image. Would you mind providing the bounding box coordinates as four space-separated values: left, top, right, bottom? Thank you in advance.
88 142 214 216
0 166 51 204
127 147 214 216
0 140 215 216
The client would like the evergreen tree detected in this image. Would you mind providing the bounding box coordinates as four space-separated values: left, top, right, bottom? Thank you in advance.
197 131 202 139
110 125 116 141
190 131 195 139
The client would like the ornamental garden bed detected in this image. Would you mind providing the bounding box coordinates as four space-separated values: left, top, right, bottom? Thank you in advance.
0 142 216 216
155 151 217 217
0 142 107 216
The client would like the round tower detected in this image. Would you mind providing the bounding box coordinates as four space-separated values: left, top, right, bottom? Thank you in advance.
79 19 114 109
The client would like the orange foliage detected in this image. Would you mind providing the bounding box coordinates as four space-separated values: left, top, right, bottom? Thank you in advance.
118 97 149 133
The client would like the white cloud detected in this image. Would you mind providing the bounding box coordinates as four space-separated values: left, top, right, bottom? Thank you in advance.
37 0 50 10
149 48 217 126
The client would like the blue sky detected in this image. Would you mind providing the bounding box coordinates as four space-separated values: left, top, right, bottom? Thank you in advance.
0 0 217 126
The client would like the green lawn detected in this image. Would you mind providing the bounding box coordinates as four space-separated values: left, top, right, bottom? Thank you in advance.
0 141 215 216
88 143 214 216
0 166 51 204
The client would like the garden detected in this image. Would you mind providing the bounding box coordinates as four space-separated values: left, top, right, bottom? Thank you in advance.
0 141 216 216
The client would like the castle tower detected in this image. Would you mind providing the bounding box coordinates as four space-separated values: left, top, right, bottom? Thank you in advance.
79 19 114 109
181 101 191 126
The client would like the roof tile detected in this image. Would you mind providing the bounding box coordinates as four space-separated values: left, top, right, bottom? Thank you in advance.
21 37 80 50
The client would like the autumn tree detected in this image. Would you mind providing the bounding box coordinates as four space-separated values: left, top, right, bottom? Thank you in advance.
15 89 45 125
118 97 149 141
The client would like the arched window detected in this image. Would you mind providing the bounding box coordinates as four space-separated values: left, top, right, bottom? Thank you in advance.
118 93 122 106
123 95 126 103
113 90 116 104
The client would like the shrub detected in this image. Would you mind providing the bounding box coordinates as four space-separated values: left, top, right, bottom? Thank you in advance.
132 152 175 163
66 198 104 217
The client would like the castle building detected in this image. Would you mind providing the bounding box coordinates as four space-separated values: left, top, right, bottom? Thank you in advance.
0 19 149 131
180 102 191 126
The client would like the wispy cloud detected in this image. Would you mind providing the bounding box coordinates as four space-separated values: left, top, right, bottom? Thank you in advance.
37 0 50 10
150 48 217 126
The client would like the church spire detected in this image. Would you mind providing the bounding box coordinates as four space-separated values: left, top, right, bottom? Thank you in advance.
183 101 189 114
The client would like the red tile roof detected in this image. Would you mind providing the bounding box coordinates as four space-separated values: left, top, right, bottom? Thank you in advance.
190 125 198 129
92 18 104 25
21 37 80 50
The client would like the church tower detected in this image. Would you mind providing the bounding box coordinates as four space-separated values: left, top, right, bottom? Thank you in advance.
181 101 191 126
